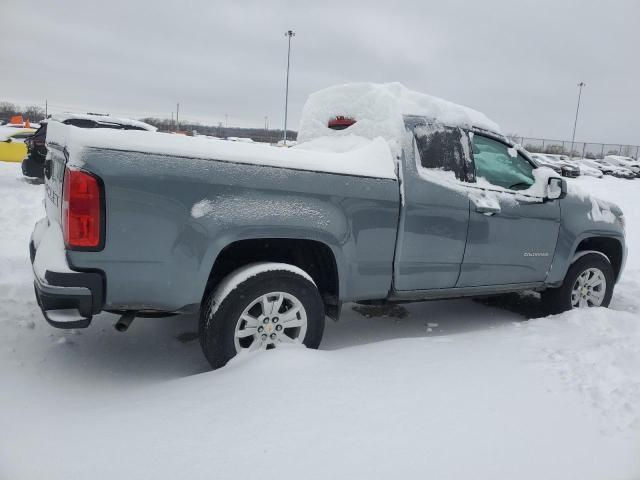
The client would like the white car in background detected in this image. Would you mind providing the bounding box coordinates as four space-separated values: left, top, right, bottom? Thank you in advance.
604 155 640 177
591 158 636 179
574 159 603 178
530 153 563 174
531 153 580 177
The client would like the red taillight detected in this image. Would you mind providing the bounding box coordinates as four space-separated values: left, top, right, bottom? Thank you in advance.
62 167 103 249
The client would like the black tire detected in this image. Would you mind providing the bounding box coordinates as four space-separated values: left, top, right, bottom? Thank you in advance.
199 267 325 370
541 252 614 315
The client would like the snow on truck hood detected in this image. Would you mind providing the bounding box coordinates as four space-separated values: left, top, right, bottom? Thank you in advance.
45 121 397 180
297 82 502 149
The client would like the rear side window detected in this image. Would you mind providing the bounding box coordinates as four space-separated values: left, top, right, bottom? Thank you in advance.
414 124 469 180
471 135 534 190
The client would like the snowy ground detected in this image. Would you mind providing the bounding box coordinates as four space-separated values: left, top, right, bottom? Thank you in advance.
0 161 638 479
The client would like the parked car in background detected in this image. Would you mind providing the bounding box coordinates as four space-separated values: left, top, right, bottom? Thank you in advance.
21 113 156 179
0 127 35 162
530 153 563 174
572 159 603 178
545 154 583 178
530 153 580 177
582 158 617 175
604 155 640 177
592 158 636 179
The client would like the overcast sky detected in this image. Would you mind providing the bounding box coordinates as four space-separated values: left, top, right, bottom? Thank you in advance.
2 0 638 144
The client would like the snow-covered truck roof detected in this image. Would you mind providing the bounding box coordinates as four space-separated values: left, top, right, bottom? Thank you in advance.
48 113 157 131
297 82 502 149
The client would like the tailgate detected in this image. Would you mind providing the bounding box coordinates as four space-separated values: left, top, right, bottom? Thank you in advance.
43 124 69 228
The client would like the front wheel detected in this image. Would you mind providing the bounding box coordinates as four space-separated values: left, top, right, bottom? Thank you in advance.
541 252 614 314
199 263 325 369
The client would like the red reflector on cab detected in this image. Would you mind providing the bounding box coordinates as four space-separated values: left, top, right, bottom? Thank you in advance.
62 168 102 249
328 116 356 130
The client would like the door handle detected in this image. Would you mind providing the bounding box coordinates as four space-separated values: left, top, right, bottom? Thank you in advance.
475 204 501 216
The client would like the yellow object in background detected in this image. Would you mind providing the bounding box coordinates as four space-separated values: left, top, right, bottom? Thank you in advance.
0 128 35 162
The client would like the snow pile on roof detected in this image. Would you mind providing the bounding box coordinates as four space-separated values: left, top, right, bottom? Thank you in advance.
49 113 157 131
297 82 502 149
46 121 396 180
294 134 376 154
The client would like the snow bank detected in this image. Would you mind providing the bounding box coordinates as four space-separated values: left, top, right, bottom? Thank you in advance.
524 307 640 432
297 82 502 153
46 121 397 180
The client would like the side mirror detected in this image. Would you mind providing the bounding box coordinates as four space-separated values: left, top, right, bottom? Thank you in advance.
547 177 567 200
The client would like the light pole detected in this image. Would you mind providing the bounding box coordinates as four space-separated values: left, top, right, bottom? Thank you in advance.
569 81 586 158
283 30 295 145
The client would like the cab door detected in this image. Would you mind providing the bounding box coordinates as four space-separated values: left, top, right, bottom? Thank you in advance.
393 121 471 290
456 133 560 287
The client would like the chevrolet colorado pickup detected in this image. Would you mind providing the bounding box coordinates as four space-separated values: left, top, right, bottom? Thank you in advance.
30 83 626 369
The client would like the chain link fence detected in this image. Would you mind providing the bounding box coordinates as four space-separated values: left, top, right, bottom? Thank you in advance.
507 136 640 160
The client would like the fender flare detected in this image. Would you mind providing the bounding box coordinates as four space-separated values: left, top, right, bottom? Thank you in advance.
572 249 610 264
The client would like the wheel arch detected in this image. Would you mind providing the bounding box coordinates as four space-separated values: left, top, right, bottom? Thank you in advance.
201 236 343 320
573 235 624 282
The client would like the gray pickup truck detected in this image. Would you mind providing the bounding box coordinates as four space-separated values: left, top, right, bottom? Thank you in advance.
30 84 626 369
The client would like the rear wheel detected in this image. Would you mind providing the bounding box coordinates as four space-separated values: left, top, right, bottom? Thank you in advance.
199 264 325 369
541 252 614 314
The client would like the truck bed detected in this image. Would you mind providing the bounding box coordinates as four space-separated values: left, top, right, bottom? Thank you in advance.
40 123 400 313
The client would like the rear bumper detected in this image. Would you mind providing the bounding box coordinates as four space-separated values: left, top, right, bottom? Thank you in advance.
30 221 104 329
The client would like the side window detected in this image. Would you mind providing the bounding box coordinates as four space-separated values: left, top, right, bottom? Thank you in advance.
414 124 468 180
471 135 534 190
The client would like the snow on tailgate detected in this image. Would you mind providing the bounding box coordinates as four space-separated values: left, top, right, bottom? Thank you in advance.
45 121 397 180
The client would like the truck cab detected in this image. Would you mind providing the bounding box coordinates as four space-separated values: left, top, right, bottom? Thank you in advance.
393 118 562 294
